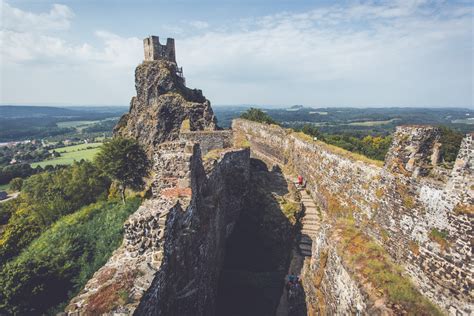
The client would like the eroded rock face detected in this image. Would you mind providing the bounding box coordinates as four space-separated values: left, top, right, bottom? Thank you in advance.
114 60 217 155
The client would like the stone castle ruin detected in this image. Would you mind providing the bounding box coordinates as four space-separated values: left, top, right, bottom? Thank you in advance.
66 36 473 315
143 36 185 83
143 36 176 62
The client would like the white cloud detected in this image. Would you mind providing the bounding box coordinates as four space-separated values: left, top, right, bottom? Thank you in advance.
0 0 472 106
1 1 73 32
188 20 209 29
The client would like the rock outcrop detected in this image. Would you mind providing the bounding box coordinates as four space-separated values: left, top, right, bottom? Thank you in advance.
114 41 216 156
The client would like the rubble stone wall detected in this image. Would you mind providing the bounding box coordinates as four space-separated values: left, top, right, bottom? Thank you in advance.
180 130 233 155
233 119 473 315
66 139 250 315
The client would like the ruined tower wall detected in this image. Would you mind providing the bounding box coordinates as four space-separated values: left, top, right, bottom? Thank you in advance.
232 119 473 315
179 130 233 155
143 36 176 63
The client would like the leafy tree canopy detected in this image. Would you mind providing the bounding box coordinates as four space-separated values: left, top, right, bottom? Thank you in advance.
240 108 278 125
95 138 150 203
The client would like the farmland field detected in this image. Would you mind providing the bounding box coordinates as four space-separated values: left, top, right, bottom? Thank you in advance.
54 142 102 153
31 143 103 168
57 120 100 130
347 118 399 126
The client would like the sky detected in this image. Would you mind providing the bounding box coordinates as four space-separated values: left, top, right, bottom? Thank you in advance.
0 0 473 107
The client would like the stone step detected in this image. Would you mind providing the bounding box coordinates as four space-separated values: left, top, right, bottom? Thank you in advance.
300 237 313 246
300 249 312 257
301 228 319 235
299 243 312 252
302 223 320 229
302 219 320 225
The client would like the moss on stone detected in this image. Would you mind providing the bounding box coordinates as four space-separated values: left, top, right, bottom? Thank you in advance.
429 228 450 251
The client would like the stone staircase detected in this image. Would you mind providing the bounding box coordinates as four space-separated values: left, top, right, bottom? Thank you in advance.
298 189 321 257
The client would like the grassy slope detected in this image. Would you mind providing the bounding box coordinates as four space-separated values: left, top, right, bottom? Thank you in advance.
0 197 141 315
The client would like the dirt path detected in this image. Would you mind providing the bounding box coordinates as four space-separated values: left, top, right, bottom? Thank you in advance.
0 192 19 203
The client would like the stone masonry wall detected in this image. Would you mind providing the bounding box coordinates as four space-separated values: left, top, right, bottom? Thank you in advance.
303 224 368 315
180 130 233 155
66 139 250 315
233 119 473 315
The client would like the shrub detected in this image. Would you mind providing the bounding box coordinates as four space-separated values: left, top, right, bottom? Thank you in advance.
240 108 278 125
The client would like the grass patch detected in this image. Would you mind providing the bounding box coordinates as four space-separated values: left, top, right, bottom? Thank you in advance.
180 119 191 132
277 196 299 223
234 131 251 148
54 142 102 153
203 148 226 161
336 219 442 315
429 228 449 251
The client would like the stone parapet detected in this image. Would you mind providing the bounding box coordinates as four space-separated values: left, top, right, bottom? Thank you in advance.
233 118 473 315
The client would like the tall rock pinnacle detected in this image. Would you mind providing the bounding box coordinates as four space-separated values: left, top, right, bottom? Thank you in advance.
114 36 217 154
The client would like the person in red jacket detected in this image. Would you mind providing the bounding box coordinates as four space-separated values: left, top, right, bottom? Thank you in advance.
297 175 303 186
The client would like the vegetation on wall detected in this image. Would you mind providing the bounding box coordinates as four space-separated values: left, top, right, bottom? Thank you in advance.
336 219 442 315
240 108 279 125
438 126 463 163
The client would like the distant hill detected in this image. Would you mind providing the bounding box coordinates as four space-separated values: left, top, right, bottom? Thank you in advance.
0 105 127 119
0 105 128 142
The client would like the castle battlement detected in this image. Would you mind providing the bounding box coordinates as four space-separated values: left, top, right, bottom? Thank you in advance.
144 35 176 63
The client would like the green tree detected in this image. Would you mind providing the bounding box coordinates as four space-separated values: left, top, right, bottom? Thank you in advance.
438 126 463 163
9 178 23 192
240 108 278 125
95 138 150 203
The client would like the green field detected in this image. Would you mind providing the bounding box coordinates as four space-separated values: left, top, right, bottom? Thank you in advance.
347 118 399 126
31 143 102 168
56 120 100 130
54 142 102 153
57 117 119 132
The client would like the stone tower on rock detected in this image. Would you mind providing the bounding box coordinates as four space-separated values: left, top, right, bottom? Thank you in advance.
114 36 217 156
143 36 176 63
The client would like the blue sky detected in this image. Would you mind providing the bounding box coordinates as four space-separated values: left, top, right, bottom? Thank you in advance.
1 0 473 107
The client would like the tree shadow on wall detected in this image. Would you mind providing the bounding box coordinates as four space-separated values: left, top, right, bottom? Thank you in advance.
215 158 307 316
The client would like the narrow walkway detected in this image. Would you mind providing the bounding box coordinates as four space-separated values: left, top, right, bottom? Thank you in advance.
276 184 321 315
298 189 321 257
